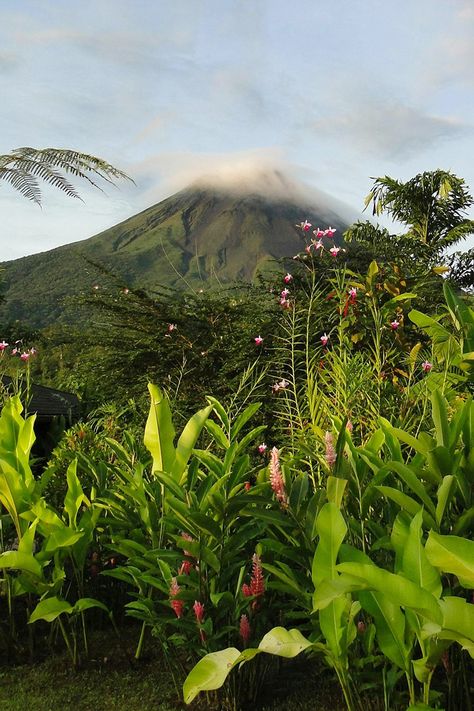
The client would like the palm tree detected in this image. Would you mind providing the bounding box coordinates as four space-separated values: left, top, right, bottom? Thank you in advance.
0 146 132 206
364 170 474 249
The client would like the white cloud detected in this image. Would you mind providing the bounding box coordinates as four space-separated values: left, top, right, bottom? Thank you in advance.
312 98 468 160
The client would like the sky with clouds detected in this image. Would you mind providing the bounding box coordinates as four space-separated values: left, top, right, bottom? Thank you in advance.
1 0 473 261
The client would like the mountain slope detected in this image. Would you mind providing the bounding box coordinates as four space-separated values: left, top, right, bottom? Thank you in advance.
0 177 351 327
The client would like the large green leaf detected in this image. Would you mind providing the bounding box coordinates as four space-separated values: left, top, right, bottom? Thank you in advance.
0 550 42 577
337 563 442 623
431 391 450 448
173 404 213 482
425 531 474 588
402 510 441 597
183 648 241 704
64 460 85 528
144 384 176 474
258 627 312 657
438 596 474 657
29 596 73 623
358 591 410 671
312 502 347 588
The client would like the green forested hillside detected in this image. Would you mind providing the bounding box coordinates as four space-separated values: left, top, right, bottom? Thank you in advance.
0 184 348 327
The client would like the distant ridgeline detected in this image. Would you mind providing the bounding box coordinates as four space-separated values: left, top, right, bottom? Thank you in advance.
0 177 350 328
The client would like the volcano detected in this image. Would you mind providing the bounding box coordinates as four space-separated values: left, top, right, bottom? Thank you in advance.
0 171 353 327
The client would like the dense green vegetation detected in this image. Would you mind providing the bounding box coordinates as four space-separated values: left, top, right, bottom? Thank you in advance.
0 170 473 711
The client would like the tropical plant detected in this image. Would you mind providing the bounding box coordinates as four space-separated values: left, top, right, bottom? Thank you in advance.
0 147 132 205
364 170 474 249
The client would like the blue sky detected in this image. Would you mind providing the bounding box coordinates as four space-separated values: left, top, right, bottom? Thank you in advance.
1 0 473 260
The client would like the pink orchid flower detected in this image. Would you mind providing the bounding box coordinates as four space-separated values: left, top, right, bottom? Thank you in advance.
281 288 290 298
168 323 177 332
329 246 341 257
390 320 400 331
320 333 329 347
325 227 336 237
283 273 293 284
313 240 324 250
297 220 312 232
0 341 8 351
422 361 433 372
348 287 357 299
313 227 325 238
20 352 31 361
257 443 267 454
254 335 264 345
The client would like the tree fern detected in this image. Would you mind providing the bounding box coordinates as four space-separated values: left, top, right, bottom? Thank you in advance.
0 147 132 205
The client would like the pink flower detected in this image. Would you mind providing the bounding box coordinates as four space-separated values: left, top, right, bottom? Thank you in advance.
348 287 357 299
257 443 267 454
313 239 324 250
169 577 184 618
20 352 31 361
281 288 290 298
0 341 8 351
244 481 252 491
250 553 265 598
240 614 251 644
305 244 312 254
242 583 252 597
313 227 325 239
254 335 264 345
324 431 337 468
325 227 336 237
280 298 291 309
269 447 287 506
329 246 341 257
297 220 312 232
320 333 329 347
422 361 433 373
390 320 400 331
283 273 293 284
11 348 18 355
272 379 289 393
193 600 205 625
168 323 177 332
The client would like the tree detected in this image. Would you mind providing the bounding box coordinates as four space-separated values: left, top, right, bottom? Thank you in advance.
0 147 132 205
364 170 474 248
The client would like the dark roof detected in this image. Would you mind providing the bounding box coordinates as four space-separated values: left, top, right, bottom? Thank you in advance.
2 376 81 422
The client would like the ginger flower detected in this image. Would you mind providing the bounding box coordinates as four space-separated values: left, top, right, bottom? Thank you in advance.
240 614 251 644
269 447 288 506
169 577 184 618
193 600 205 625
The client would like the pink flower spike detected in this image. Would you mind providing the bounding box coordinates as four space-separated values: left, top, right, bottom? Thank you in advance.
254 335 264 346
324 431 337 468
422 360 433 372
257 443 267 454
240 614 251 644
20 352 31 361
390 320 400 331
320 333 329 347
269 447 288 506
193 600 205 625
283 273 293 284
169 577 184 618
325 227 336 237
